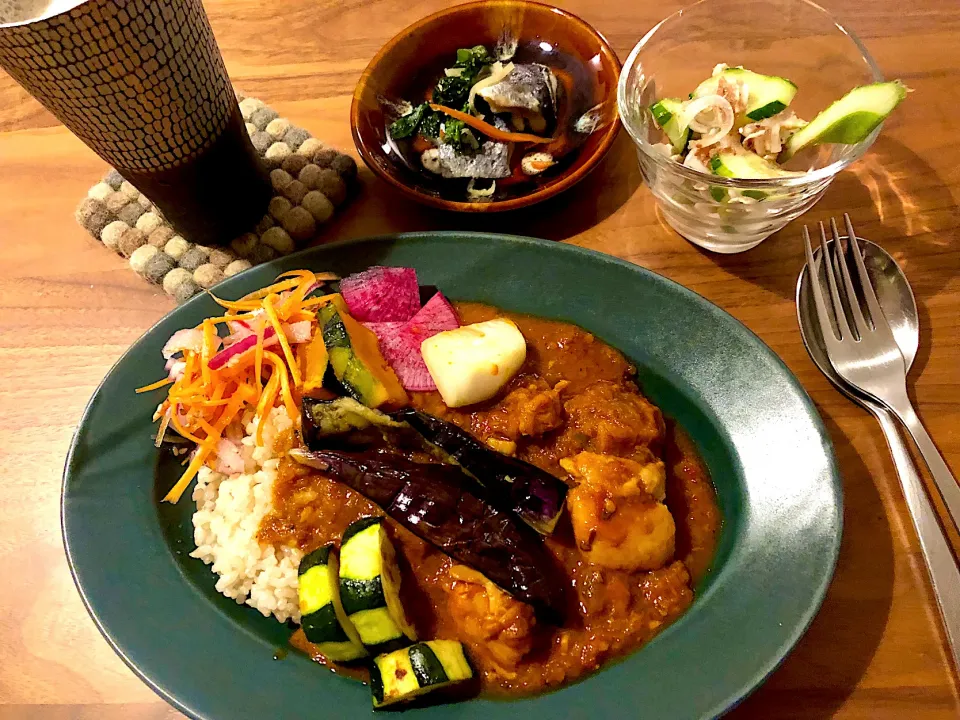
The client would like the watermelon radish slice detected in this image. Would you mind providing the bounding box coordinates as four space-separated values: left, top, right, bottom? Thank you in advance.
340 266 421 322
365 292 460 391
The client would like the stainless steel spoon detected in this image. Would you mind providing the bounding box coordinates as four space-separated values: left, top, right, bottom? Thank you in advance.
797 236 960 671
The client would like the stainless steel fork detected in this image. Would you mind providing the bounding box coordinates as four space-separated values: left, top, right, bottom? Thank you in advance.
803 214 960 533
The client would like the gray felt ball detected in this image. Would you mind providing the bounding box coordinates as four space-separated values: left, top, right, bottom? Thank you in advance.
281 154 309 176
313 148 338 168
297 163 322 189
270 168 294 193
174 278 202 304
230 233 259 258
254 214 275 235
117 227 147 258
249 243 279 265
178 246 209 272
104 169 124 190
260 226 295 255
118 202 146 226
162 267 193 296
311 168 347 206
76 197 113 237
105 192 130 215
281 179 308 205
301 190 334 224
250 131 273 155
101 220 129 249
282 126 311 152
143 251 177 285
281 206 316 243
331 154 358 181
268 195 293 222
148 226 175 248
251 107 279 131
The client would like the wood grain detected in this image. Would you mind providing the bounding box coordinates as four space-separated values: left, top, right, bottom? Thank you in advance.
0 0 958 717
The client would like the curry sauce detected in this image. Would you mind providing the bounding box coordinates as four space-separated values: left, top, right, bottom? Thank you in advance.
263 304 721 696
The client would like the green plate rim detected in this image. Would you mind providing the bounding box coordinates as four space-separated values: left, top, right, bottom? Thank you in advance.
62 232 841 719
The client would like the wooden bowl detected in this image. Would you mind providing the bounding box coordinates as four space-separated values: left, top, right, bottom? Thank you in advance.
351 0 622 212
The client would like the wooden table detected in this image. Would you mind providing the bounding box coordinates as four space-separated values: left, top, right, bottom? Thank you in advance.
1 0 958 717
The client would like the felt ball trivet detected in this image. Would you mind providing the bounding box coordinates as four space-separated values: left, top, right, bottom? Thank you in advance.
75 93 358 303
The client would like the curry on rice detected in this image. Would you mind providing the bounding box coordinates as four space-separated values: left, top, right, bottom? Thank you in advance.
147 269 720 708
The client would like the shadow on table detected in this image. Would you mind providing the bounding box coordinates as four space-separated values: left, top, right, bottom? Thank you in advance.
694 137 960 303
730 413 896 718
319 130 642 243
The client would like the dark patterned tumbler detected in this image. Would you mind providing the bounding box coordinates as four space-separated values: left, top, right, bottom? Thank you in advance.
0 0 272 246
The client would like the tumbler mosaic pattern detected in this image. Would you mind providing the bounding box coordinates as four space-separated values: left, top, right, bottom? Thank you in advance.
0 0 234 173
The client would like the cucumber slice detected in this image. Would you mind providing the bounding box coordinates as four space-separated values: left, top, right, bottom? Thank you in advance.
339 516 416 654
695 68 797 121
649 98 690 154
370 640 473 708
709 151 800 179
298 544 368 662
781 80 907 161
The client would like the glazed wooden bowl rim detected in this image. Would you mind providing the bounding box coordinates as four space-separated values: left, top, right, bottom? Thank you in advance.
350 0 623 212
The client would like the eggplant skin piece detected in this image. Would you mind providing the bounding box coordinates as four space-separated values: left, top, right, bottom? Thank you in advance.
290 448 566 624
393 409 567 535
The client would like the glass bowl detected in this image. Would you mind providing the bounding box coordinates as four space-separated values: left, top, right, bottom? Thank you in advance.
617 0 884 253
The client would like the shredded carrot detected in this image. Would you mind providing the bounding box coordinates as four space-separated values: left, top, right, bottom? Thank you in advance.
264 295 301 389
148 269 335 502
135 377 174 394
162 444 213 503
429 104 551 144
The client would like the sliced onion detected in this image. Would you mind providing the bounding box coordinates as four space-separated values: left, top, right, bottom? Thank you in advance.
214 437 246 475
208 326 278 370
681 95 734 140
162 328 205 360
165 357 187 382
468 61 514 110
285 321 313 343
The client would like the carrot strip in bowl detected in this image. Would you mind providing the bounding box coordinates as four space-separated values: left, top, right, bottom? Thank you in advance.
428 104 551 144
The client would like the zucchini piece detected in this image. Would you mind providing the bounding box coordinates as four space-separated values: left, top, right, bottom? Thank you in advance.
694 67 798 121
298 545 367 662
780 80 907 161
709 151 800 179
370 640 473 708
318 296 408 410
649 98 689 154
339 517 416 654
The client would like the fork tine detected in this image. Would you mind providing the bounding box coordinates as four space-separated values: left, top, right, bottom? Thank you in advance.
803 226 840 345
844 213 887 325
818 221 852 341
830 217 869 340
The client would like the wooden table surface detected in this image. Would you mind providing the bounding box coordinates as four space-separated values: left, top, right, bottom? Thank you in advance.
1 0 959 717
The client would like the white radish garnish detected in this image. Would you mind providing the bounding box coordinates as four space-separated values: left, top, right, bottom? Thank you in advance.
421 318 526 408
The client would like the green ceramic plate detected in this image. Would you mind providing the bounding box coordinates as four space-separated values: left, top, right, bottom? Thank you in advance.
62 233 841 719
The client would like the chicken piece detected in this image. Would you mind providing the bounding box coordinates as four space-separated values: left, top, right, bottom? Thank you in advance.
562 451 675 572
562 380 664 455
741 110 807 161
483 378 566 440
445 564 535 677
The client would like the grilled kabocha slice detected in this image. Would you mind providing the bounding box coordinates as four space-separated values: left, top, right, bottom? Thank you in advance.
338 516 416 654
297 544 367 662
370 640 473 708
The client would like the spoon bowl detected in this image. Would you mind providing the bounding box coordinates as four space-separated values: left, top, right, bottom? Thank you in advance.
797 235 919 387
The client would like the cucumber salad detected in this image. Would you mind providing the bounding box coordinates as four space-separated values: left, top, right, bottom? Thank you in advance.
649 64 907 188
